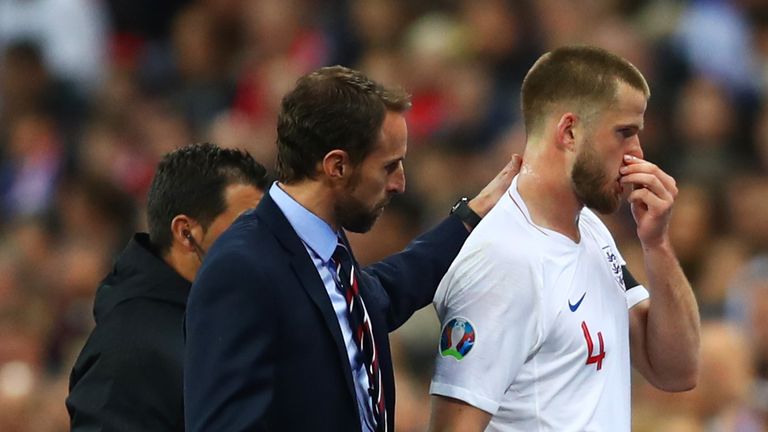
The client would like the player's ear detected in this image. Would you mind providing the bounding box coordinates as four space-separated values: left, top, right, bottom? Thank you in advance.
556 113 578 152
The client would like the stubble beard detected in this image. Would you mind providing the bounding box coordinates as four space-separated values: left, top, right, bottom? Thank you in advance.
571 141 621 215
335 173 387 234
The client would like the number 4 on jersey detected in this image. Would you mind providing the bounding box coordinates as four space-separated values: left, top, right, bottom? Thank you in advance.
581 321 605 371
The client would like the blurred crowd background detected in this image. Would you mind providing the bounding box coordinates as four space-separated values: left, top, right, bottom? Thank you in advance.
1 0 768 430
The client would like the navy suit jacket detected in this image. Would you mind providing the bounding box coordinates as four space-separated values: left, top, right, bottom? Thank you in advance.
184 192 469 431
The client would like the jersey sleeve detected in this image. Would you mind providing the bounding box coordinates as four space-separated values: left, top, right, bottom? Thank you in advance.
621 264 649 309
607 238 649 310
583 209 649 310
430 243 542 415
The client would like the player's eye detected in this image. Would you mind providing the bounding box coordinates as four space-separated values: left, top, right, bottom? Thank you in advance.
618 128 637 138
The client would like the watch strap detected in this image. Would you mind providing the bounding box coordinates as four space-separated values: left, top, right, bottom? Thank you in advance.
451 197 482 229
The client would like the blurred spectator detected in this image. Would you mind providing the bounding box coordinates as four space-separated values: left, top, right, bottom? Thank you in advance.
0 0 108 93
54 174 136 253
674 0 759 96
0 0 768 429
634 321 763 431
725 174 768 249
0 112 63 222
726 255 768 414
231 0 329 125
668 183 716 275
0 41 88 141
753 100 768 170
77 117 156 200
0 308 50 432
350 0 407 52
694 236 750 318
107 0 189 42
687 321 764 431
672 77 744 186
165 3 238 134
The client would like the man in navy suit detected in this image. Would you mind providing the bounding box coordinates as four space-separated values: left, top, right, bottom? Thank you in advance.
184 66 521 431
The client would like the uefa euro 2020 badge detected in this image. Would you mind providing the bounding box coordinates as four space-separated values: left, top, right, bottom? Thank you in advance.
440 317 476 360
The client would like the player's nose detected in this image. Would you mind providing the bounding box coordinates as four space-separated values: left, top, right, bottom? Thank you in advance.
627 137 644 160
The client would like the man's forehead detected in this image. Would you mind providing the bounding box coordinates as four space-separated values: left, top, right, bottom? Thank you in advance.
606 86 646 121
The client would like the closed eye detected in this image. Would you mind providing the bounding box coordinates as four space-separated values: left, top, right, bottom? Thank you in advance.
385 160 402 174
617 127 639 138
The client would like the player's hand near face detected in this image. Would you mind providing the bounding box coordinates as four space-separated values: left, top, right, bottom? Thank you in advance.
619 154 678 248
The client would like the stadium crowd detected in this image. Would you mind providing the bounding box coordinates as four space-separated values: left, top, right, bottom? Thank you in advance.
1 0 768 430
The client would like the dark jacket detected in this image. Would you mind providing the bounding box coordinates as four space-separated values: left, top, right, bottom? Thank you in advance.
67 233 189 431
184 192 469 431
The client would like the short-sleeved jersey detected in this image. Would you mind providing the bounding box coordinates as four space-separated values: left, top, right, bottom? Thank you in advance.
430 176 649 432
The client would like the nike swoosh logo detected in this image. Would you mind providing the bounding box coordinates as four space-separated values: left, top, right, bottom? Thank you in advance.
568 292 586 312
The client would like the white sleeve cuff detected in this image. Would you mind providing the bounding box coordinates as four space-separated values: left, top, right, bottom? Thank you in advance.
429 381 500 415
626 284 649 309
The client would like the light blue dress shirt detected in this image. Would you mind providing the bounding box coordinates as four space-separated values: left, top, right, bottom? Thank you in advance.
269 183 375 431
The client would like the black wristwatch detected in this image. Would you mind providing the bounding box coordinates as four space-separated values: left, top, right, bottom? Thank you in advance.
450 197 482 229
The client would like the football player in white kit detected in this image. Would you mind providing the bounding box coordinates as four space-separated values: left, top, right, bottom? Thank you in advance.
428 46 700 432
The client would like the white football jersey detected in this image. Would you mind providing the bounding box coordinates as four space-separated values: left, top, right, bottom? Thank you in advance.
431 176 649 432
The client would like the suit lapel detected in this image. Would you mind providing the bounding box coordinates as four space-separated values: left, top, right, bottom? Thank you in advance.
255 194 358 408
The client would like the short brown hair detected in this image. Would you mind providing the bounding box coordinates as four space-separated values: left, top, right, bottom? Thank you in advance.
276 66 411 183
521 45 650 135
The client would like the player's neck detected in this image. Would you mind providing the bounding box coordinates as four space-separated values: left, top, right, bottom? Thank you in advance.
517 149 582 242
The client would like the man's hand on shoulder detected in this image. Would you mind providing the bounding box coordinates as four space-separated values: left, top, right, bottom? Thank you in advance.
467 154 522 220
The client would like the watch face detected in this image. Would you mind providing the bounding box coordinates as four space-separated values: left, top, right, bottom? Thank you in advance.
451 198 467 213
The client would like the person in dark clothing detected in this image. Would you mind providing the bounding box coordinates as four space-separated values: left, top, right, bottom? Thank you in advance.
66 142 268 431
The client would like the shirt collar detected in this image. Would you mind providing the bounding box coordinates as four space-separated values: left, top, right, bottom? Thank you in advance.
269 182 338 262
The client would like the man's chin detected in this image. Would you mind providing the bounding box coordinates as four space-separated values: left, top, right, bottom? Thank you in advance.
341 212 381 234
581 188 622 215
587 196 621 215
